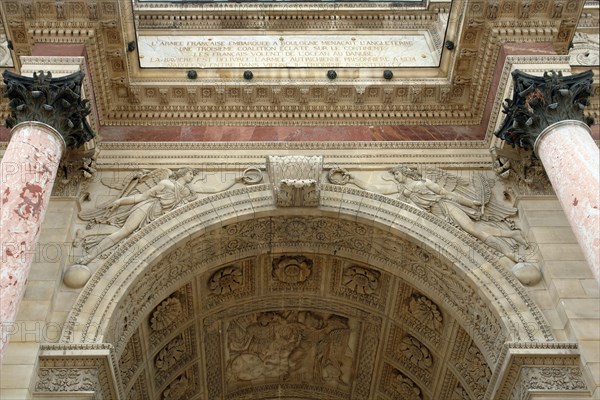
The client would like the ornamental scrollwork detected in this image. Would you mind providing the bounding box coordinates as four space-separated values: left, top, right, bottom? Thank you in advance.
36 368 98 392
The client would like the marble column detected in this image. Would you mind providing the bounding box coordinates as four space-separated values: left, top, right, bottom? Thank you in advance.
0 122 65 357
535 120 600 281
496 69 598 281
0 70 94 361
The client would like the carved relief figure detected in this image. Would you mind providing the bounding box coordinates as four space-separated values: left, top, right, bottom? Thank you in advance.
225 311 354 387
76 167 257 264
329 166 528 262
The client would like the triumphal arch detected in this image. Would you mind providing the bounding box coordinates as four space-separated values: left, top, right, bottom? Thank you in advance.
0 0 599 399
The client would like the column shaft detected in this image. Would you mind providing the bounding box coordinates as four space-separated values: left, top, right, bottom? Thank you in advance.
0 122 65 360
535 120 600 282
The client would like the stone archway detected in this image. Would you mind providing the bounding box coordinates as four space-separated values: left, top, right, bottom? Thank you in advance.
33 184 588 399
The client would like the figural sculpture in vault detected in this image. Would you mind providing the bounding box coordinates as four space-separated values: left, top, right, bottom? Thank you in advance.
328 165 531 265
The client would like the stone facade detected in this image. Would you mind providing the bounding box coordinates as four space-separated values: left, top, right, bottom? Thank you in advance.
0 0 598 399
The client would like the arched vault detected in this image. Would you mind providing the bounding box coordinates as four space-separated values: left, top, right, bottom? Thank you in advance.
36 184 587 399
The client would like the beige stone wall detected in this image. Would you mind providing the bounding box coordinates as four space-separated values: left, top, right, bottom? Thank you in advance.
1 199 78 399
519 197 600 398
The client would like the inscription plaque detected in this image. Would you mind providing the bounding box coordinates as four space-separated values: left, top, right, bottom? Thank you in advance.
138 34 439 68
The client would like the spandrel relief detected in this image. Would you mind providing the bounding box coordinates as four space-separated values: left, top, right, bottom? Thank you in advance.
328 166 537 278
73 167 262 265
224 311 357 391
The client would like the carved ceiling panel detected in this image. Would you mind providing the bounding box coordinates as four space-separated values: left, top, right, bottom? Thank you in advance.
114 250 479 400
0 0 595 127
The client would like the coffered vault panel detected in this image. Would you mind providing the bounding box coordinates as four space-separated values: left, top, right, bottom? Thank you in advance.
115 252 491 400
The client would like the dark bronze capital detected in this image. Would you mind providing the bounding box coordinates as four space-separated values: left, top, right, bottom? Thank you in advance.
3 70 95 149
495 69 594 150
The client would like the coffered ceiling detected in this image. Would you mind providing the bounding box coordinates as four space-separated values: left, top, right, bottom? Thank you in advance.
0 0 598 132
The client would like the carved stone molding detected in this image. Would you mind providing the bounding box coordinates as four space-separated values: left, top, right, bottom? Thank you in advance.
487 342 591 399
33 344 121 399
0 0 587 126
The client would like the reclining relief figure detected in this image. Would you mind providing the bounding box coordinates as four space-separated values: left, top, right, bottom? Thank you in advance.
76 167 260 264
328 165 528 262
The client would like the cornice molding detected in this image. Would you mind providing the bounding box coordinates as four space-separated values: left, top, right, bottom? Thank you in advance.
0 0 590 130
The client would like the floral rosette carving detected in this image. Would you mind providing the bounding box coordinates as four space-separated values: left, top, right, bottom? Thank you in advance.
272 255 312 284
150 297 182 331
162 373 189 400
208 265 243 295
343 265 381 295
391 369 422 400
409 294 443 332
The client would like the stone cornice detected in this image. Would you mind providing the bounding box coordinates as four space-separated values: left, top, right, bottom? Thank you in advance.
486 342 591 399
0 0 589 129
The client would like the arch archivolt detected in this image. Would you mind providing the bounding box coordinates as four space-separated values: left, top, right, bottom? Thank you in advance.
62 184 550 347
42 184 588 400
48 185 576 398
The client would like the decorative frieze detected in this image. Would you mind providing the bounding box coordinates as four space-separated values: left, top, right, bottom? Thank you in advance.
36 368 99 392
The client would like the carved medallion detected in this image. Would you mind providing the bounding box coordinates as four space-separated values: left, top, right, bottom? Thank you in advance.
150 297 182 331
342 265 381 295
208 265 243 295
272 255 313 284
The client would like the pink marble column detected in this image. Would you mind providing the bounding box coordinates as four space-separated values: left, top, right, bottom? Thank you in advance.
534 120 600 282
0 122 65 361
